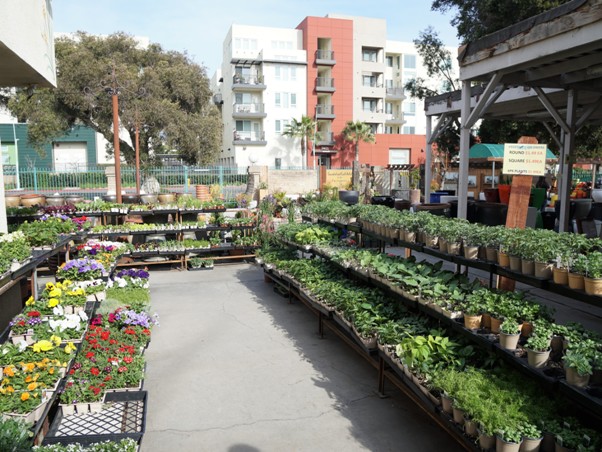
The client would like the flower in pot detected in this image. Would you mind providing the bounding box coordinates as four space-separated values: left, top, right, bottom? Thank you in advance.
525 334 551 369
584 250 602 296
562 349 592 388
499 320 521 351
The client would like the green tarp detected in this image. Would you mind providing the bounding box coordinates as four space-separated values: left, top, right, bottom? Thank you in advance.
469 143 557 160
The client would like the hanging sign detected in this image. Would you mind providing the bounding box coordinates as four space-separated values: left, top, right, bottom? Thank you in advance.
502 143 547 176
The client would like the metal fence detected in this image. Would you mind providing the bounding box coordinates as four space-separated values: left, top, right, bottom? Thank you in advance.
3 165 250 200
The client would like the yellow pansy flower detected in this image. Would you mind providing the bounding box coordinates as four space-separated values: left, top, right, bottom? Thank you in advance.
64 342 76 354
50 335 62 347
48 288 62 298
32 340 53 353
47 298 59 308
45 282 55 290
63 279 73 286
25 296 35 306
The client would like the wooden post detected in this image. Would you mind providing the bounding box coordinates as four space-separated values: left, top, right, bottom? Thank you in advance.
499 136 538 291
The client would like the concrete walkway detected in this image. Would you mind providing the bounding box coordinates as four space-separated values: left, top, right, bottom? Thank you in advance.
142 263 461 452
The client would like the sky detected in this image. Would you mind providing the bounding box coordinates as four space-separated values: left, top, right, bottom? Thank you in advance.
51 0 461 75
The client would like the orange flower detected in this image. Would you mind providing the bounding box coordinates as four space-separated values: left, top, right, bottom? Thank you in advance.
5 386 14 394
25 376 32 383
23 363 35 372
48 368 55 375
4 366 15 377
27 382 38 391
20 392 30 401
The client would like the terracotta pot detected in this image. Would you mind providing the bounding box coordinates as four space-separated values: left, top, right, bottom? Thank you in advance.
567 272 585 291
20 194 46 207
521 259 535 276
509 255 522 272
584 277 602 296
484 188 500 203
409 188 421 204
520 321 534 338
479 246 488 261
498 184 511 204
553 267 569 285
499 332 520 350
481 313 492 330
5 195 21 207
527 348 550 368
565 367 590 388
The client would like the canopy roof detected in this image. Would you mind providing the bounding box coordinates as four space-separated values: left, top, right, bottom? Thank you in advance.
469 143 557 161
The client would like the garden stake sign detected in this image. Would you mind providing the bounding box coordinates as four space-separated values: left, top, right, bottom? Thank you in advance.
500 136 546 291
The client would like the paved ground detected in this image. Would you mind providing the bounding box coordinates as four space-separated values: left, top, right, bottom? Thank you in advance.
141 263 461 452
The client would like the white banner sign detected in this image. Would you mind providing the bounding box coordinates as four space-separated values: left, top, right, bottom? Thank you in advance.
503 143 547 176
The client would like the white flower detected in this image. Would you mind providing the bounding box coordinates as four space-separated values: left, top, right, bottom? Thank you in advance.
53 305 64 316
78 310 88 322
17 340 28 352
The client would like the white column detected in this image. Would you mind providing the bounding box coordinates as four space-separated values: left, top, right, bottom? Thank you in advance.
425 116 432 203
558 90 577 233
457 80 472 219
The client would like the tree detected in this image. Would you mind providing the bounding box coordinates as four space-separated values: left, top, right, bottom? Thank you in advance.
282 115 316 169
2 32 222 165
431 0 570 43
341 120 375 191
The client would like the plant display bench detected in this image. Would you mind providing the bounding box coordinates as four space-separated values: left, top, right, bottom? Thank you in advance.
43 391 147 446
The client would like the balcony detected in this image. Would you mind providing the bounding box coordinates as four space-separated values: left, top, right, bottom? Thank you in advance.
385 87 405 100
232 74 266 91
315 49 335 66
316 132 335 146
232 103 267 119
385 113 406 125
315 104 335 120
233 130 267 146
316 77 335 93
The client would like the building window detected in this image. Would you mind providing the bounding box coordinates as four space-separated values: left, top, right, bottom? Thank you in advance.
275 66 281 80
386 56 393 67
275 120 281 133
290 93 296 108
385 102 393 114
389 148 410 164
275 93 296 108
403 54 417 69
362 75 376 87
362 47 378 62
403 102 416 115
403 126 416 134
275 93 281 107
363 98 378 112
275 158 282 169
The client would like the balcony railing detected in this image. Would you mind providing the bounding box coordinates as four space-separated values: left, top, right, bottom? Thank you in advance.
385 87 405 98
315 49 335 65
316 132 335 145
233 103 265 115
233 130 266 142
316 77 335 91
232 74 265 85
315 104 334 115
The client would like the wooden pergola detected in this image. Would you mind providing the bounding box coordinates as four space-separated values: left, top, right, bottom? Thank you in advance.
424 0 602 231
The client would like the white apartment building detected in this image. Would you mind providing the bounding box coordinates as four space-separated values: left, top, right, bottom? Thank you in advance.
212 16 458 168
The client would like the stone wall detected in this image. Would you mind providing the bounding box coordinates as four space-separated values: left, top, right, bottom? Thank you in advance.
267 169 318 196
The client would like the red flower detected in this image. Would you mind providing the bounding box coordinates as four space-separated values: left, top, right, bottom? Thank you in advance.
27 311 41 317
86 352 95 359
109 339 117 345
142 329 151 336
90 367 100 376
118 366 128 373
124 328 136 335
89 385 101 395
104 375 112 381
123 356 133 364
69 369 75 375
101 331 110 341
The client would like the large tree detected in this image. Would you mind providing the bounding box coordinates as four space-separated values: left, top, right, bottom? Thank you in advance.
282 115 316 169
2 32 222 165
341 120 375 191
431 0 571 43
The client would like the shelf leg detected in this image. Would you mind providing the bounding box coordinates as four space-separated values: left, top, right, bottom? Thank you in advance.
318 312 324 339
377 356 388 398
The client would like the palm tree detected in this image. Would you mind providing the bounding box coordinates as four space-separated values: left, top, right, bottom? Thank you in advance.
282 115 316 169
342 120 376 190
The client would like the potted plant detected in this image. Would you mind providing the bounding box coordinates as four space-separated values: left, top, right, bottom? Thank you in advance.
499 320 521 351
562 349 592 388
409 167 421 204
495 425 523 452
525 334 551 369
567 254 587 291
461 293 483 330
584 250 602 296
519 422 543 452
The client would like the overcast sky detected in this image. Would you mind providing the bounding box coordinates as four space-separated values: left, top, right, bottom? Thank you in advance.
52 0 461 75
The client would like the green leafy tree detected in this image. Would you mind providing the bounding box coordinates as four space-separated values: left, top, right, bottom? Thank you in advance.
282 115 316 169
431 0 570 43
2 32 222 165
341 120 375 191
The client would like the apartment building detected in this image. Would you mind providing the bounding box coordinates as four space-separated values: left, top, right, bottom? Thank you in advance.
212 15 457 169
